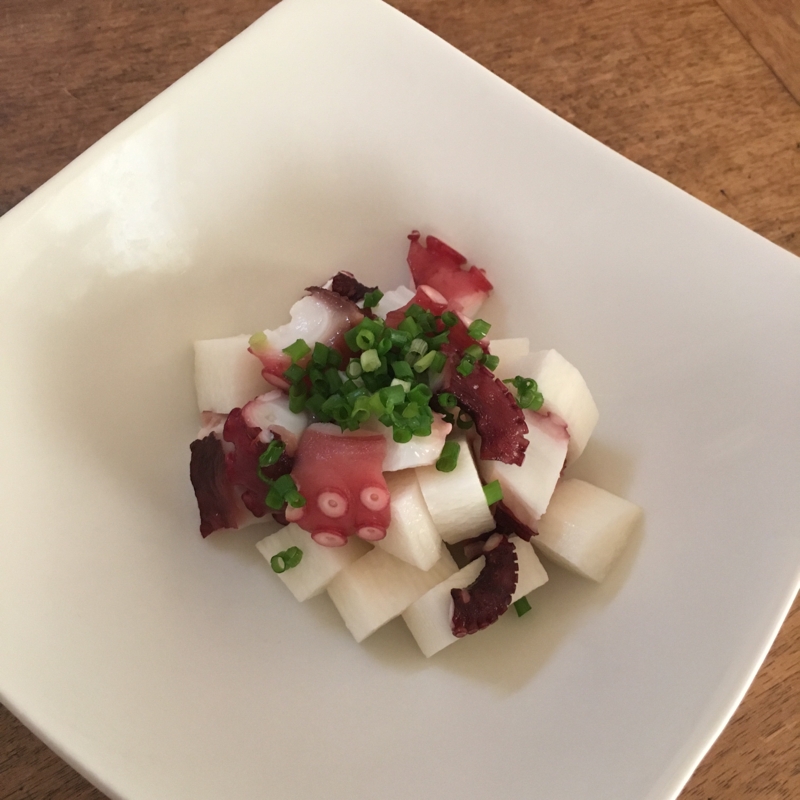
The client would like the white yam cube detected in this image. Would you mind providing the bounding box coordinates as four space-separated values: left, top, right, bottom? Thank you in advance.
367 413 452 472
477 410 568 528
501 350 598 464
488 338 529 373
327 548 458 643
534 479 641 582
375 470 443 571
373 285 415 319
416 438 495 544
194 335 269 414
402 536 548 657
402 557 483 658
256 524 370 602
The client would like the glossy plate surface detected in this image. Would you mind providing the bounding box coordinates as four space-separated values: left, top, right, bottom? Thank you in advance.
1 1 798 798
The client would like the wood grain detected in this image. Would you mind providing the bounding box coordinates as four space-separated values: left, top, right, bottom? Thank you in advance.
716 0 800 103
1 1 798 798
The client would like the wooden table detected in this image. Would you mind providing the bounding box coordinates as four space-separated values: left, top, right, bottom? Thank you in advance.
1 1 798 798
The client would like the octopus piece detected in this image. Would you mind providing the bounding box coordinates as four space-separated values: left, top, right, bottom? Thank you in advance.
451 533 519 637
407 231 493 318
444 361 529 466
249 288 363 388
289 423 390 546
328 271 378 304
223 408 294 517
493 501 536 542
190 434 245 537
240 390 309 455
189 412 266 536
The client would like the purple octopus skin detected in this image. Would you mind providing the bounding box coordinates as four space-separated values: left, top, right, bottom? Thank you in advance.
451 533 519 638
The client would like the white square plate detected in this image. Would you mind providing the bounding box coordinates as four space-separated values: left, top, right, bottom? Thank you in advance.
1 1 798 798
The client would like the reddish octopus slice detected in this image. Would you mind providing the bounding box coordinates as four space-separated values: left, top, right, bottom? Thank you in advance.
451 533 519 637
223 408 294 517
189 434 246 537
407 231 493 317
444 361 529 466
289 424 390 546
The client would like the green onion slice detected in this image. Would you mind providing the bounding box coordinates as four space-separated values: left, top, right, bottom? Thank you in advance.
482 480 503 506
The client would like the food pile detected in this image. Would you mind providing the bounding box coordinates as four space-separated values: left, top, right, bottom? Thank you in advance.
189 232 641 656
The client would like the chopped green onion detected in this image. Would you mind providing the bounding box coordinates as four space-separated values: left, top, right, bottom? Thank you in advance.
464 344 484 360
283 363 306 384
270 546 303 573
456 357 475 377
467 319 491 340
376 335 393 355
408 384 432 405
437 392 457 408
346 360 363 379
409 338 429 356
413 350 437 373
289 390 307 413
306 393 327 416
393 426 413 443
258 439 286 468
312 342 330 366
356 329 376 350
513 597 532 617
273 474 298 496
427 331 449 349
398 316 422 338
456 411 474 429
483 480 503 506
360 349 381 372
381 384 406 407
392 360 414 380
483 354 500 371
265 485 284 509
351 396 372 422
411 420 432 437
390 378 411 393
249 331 268 351
435 440 460 472
430 351 447 373
283 338 311 363
402 401 420 419
327 348 342 368
363 289 384 308
405 303 425 319
285 491 306 509
325 368 343 393
441 311 458 328
387 328 412 348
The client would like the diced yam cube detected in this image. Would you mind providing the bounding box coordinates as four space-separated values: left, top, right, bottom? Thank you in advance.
402 558 483 658
327 548 458 643
256 524 370 602
366 414 452 472
488 337 529 372
497 350 598 464
511 537 549 602
534 479 641 582
373 285 415 319
403 536 547 657
375 470 443 571
477 410 568 528
416 437 495 544
194 334 269 414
